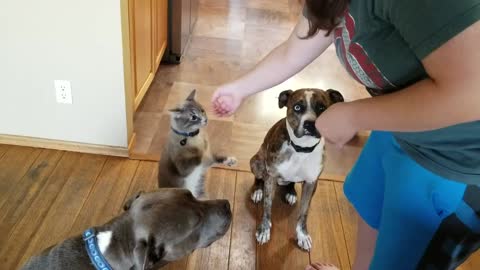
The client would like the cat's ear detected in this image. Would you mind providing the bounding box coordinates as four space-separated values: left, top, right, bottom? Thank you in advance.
186 89 197 101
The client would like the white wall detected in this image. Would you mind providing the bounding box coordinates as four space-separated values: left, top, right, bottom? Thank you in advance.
0 0 128 147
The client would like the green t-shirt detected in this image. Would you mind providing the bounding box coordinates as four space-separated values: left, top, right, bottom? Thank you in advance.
326 0 480 183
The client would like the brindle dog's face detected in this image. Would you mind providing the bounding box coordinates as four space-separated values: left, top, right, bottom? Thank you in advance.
279 88 344 138
124 189 232 269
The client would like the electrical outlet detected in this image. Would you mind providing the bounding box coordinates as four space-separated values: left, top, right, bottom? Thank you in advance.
54 80 73 104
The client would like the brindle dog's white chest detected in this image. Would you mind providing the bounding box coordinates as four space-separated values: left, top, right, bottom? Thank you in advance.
275 139 324 184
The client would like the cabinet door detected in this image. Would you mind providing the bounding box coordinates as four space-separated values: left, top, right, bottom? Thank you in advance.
133 0 153 98
128 0 167 109
153 0 168 70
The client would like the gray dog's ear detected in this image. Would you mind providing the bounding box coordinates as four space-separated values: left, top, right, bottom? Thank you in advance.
134 237 166 270
123 191 143 211
326 89 344 104
278 90 293 108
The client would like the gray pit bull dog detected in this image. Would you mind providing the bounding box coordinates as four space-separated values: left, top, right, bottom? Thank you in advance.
21 189 232 270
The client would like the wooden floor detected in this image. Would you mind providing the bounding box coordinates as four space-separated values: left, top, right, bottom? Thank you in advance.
130 0 369 181
1 144 479 270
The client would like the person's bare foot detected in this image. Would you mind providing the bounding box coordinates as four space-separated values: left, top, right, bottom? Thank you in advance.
305 263 339 270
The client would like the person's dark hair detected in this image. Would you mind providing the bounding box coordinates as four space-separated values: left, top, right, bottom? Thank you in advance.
303 0 350 38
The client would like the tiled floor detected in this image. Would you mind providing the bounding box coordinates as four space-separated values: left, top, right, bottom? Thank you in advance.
130 0 369 181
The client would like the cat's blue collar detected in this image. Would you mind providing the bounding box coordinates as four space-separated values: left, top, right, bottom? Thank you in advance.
82 228 113 270
171 127 200 137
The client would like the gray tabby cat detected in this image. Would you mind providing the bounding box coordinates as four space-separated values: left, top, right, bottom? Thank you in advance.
158 89 237 198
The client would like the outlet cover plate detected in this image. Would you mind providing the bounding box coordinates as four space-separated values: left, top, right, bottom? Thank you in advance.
54 80 73 104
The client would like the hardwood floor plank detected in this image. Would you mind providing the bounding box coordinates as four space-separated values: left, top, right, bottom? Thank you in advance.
0 149 64 246
246 0 290 12
69 157 139 236
334 182 358 267
0 146 42 209
323 143 362 183
245 7 294 29
199 0 247 8
133 112 166 155
122 160 159 209
194 6 246 40
162 258 189 270
229 122 268 172
257 178 309 269
207 121 234 169
309 181 351 270
137 80 173 113
185 168 237 270
142 113 169 160
229 172 257 270
459 252 480 270
0 144 10 158
188 36 243 60
0 151 82 270
17 154 107 268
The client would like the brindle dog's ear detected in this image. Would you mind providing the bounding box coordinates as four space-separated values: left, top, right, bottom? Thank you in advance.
123 191 143 211
326 89 344 104
278 90 293 108
186 89 197 101
134 237 166 270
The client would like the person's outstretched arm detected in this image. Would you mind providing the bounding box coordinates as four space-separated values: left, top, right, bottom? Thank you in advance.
212 13 334 116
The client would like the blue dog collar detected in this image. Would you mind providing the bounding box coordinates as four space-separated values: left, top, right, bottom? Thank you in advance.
171 127 200 137
83 229 113 270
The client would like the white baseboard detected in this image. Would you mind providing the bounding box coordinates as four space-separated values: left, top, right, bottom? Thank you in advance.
0 134 129 157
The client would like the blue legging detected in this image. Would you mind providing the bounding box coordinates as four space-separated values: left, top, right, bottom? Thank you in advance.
344 131 480 270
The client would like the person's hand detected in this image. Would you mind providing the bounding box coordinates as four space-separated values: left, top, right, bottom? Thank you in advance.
315 102 358 148
211 84 246 117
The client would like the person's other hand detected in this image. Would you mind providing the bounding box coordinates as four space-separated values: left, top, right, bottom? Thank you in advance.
315 102 358 148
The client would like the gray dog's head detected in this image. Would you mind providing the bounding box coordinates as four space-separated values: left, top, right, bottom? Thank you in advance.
278 88 344 138
124 188 232 269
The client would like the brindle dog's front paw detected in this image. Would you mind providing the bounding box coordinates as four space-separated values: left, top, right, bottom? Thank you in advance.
223 156 237 167
285 193 297 205
283 184 297 206
251 189 263 203
296 224 313 251
255 220 272 245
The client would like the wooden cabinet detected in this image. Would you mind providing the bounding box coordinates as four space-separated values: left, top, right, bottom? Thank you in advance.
154 0 168 69
128 0 168 109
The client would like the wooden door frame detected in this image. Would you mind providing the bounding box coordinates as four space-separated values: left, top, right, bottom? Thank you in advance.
121 0 135 151
121 0 168 153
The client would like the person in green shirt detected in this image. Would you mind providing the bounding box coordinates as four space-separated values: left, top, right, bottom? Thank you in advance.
211 0 480 269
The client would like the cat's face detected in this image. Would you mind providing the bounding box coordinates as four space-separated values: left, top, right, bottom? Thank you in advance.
169 90 208 132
